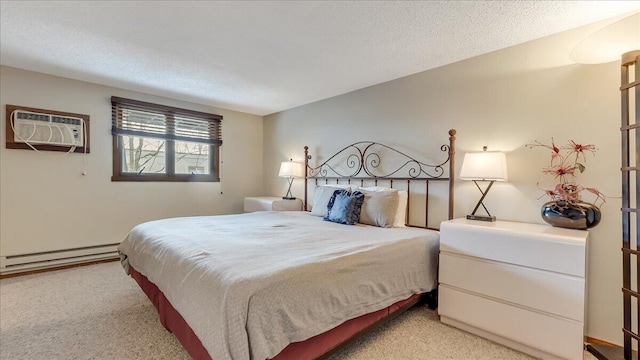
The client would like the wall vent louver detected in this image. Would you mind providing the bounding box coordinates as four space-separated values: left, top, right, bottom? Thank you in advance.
0 243 120 275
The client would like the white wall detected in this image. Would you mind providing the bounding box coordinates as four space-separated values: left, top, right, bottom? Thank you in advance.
0 66 264 256
264 21 623 345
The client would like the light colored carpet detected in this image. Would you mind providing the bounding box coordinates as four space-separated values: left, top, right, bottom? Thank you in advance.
0 262 597 360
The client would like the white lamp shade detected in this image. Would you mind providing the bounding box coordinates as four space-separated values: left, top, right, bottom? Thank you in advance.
570 12 640 65
279 161 305 178
460 151 508 181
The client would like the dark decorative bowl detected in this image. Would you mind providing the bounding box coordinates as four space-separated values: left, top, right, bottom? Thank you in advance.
541 201 601 230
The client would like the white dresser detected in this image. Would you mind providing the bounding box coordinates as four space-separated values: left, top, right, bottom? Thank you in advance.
243 196 303 212
438 218 588 360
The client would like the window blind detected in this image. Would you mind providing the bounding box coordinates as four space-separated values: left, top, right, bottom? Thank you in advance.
111 96 222 145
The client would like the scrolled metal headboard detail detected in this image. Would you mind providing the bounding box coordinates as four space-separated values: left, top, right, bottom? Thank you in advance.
303 129 456 229
307 141 451 179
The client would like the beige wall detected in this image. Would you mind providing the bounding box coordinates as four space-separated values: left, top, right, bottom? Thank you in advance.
0 66 264 256
264 22 623 345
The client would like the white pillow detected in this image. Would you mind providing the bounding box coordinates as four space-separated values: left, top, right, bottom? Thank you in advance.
359 186 407 227
310 184 353 217
394 191 408 227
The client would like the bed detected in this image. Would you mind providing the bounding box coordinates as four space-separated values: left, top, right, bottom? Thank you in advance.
118 129 456 360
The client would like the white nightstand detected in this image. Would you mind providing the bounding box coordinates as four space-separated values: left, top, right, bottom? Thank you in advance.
438 218 588 360
243 196 303 212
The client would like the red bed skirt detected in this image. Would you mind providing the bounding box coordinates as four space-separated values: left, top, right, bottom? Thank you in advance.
130 266 420 360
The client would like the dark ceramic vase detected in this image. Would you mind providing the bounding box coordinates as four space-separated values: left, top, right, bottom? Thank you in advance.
541 201 601 230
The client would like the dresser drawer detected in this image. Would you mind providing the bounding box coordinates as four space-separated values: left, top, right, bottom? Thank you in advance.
439 252 585 321
439 219 587 277
439 285 584 360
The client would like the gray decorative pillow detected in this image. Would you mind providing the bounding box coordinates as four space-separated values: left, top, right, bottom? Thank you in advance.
358 189 400 228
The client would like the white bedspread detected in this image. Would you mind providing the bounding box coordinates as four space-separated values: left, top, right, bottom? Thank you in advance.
118 211 439 360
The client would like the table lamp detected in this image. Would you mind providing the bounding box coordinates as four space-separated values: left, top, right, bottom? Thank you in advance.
279 159 305 200
460 147 508 221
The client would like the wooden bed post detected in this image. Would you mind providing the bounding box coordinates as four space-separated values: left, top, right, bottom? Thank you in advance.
304 146 309 211
448 129 456 220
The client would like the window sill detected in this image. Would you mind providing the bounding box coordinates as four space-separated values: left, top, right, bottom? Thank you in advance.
111 175 219 182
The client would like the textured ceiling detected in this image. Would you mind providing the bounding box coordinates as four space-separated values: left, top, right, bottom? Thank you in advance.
1 1 639 116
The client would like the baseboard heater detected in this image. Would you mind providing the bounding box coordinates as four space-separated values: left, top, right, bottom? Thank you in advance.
0 243 120 275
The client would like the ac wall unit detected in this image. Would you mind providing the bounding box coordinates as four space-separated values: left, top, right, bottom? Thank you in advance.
13 110 84 147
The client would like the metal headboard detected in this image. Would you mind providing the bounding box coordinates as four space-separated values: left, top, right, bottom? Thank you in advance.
303 129 456 230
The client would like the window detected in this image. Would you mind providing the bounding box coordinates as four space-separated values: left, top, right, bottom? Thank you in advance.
111 96 222 182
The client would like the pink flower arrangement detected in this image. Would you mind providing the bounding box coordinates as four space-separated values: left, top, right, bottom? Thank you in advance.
526 139 606 207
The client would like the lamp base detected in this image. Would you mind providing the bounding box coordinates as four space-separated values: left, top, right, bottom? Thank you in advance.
467 214 496 222
282 196 297 200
